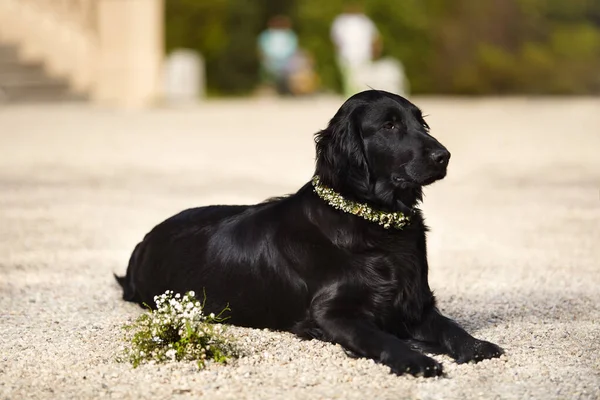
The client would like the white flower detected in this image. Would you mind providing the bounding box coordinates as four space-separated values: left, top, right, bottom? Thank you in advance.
188 291 195 297
175 293 180 299
165 349 177 360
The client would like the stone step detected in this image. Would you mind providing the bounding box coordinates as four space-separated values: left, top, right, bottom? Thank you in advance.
0 83 87 103
0 60 47 74
0 43 87 103
0 44 20 63
0 65 58 82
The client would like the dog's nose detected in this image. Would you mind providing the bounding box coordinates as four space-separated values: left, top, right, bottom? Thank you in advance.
430 149 450 165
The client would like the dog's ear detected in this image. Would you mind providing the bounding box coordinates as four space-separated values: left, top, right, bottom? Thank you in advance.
314 104 370 194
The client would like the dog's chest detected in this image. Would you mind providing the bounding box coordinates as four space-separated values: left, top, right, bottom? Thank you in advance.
363 240 429 325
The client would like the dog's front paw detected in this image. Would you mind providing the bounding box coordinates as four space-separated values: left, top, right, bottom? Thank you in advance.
455 340 503 364
386 352 443 377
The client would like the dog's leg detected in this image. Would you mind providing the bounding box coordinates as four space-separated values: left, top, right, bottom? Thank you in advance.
311 288 443 377
411 306 503 363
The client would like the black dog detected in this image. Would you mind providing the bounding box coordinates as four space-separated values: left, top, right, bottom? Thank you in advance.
116 90 502 377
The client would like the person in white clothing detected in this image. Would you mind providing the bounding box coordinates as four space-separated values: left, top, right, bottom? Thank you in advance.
331 3 381 97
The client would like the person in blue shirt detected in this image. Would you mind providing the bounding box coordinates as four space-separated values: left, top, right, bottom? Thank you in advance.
258 15 298 95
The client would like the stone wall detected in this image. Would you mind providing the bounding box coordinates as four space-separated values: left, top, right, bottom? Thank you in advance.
0 0 164 108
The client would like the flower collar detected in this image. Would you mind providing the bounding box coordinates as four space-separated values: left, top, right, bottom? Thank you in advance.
311 176 410 230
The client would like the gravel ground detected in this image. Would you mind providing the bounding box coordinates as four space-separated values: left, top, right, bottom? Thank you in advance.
1 97 599 399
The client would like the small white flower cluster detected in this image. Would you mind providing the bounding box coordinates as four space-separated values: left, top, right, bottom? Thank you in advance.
122 290 236 368
153 290 202 326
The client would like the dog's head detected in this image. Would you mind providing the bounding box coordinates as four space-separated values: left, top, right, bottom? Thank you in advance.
315 90 450 210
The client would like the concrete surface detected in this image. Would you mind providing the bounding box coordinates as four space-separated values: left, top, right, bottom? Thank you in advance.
1 97 599 399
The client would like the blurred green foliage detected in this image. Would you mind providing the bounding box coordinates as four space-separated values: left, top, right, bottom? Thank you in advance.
165 0 600 95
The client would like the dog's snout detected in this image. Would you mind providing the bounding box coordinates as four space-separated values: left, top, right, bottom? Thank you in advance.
430 149 450 165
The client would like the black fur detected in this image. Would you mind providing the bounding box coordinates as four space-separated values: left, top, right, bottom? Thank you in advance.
116 90 503 377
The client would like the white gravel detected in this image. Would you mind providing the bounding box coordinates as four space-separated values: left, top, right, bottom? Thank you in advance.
1 97 599 399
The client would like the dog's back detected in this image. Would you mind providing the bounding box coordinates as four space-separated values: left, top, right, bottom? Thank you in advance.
115 199 311 329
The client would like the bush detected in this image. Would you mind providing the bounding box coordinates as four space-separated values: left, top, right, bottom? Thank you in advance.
121 290 238 369
165 0 600 95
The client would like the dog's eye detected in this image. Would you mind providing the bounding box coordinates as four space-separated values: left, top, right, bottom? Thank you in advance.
382 122 396 130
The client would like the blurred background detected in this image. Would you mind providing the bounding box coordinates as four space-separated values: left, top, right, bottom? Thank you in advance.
1 0 599 106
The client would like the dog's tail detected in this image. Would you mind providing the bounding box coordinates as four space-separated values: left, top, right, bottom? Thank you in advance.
114 242 144 304
114 273 127 290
